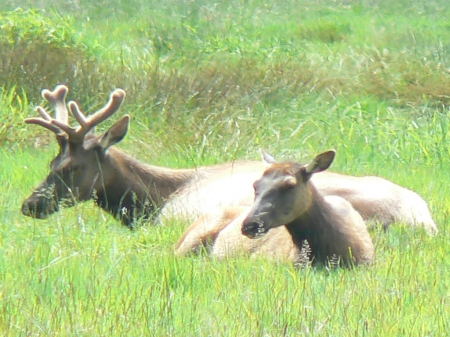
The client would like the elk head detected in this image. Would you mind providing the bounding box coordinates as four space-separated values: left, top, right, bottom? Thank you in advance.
21 85 130 220
241 150 336 238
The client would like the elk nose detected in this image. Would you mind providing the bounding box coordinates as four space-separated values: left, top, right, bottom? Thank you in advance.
21 203 31 216
242 221 264 238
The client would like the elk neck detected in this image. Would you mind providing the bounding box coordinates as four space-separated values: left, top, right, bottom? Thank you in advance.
284 185 335 256
94 147 197 225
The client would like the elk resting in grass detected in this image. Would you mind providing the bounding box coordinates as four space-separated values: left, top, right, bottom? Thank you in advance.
177 151 375 267
21 85 264 227
240 150 375 267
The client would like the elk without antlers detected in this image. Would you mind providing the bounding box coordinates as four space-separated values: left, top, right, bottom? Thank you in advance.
241 149 375 267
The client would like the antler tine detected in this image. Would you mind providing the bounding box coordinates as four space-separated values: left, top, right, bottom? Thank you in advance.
25 118 62 134
51 89 126 143
84 89 126 130
69 100 89 128
24 106 64 135
42 85 69 124
36 105 52 121
24 85 70 137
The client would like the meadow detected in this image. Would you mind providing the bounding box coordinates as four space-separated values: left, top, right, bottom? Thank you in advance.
1 0 450 335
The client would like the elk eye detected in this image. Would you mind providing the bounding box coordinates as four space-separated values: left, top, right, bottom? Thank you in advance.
71 164 81 172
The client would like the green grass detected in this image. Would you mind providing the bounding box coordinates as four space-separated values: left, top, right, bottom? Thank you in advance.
1 0 450 335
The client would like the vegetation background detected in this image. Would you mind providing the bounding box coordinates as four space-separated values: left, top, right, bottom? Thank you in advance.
1 0 450 335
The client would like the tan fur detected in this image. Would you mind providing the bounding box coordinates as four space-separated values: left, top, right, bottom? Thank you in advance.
311 172 437 234
211 198 375 266
175 206 300 262
178 194 374 266
176 170 436 258
175 206 247 256
159 164 263 224
212 209 300 262
171 169 437 235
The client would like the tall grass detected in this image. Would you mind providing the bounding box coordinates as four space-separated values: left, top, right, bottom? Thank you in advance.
1 0 450 335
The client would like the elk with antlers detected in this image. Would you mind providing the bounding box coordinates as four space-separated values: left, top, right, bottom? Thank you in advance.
21 85 264 227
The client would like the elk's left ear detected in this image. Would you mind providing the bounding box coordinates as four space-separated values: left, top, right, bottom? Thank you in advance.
304 150 336 174
260 149 277 167
98 115 130 150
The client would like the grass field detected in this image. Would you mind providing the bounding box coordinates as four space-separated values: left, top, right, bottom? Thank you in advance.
1 0 450 335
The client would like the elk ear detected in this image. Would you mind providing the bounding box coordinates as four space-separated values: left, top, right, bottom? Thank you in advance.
98 115 130 150
304 150 336 174
260 149 277 167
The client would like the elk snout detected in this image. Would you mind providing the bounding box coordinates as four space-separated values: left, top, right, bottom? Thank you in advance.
242 218 267 238
21 197 58 219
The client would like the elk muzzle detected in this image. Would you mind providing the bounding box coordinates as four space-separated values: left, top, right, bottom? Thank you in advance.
21 193 60 219
241 217 268 238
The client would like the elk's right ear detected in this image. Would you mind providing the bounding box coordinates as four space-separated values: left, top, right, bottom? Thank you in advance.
304 150 336 174
98 115 130 150
260 149 277 167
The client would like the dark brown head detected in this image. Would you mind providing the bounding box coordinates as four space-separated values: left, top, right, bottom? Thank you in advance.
241 150 336 238
21 85 129 219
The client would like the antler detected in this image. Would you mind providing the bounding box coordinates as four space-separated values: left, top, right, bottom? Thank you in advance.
25 85 126 143
25 85 69 136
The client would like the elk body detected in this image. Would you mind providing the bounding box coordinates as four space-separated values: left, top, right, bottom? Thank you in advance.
23 85 437 235
241 150 375 266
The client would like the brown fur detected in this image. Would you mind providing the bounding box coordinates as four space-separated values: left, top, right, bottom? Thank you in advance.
21 137 264 227
282 190 375 266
